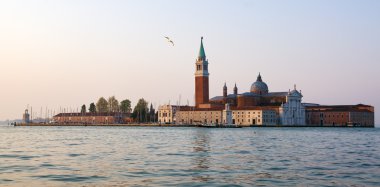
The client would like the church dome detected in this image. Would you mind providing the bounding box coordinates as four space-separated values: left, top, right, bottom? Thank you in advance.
250 73 269 95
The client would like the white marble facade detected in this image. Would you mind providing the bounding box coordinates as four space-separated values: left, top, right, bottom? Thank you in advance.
279 86 306 125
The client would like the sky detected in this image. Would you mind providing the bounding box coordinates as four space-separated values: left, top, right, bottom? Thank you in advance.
0 0 379 124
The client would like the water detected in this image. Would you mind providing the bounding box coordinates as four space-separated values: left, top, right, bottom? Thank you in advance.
0 126 379 186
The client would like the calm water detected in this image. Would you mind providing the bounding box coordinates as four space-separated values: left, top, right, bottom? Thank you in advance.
0 126 379 187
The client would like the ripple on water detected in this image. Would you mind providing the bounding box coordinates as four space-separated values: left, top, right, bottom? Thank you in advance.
235 150 250 154
67 153 85 157
0 154 39 160
0 179 14 184
39 163 55 168
33 174 107 182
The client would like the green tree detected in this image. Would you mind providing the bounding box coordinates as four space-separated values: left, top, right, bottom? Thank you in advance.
132 98 149 123
120 99 132 113
149 103 155 122
96 97 109 113
108 96 119 112
89 103 96 113
81 104 86 113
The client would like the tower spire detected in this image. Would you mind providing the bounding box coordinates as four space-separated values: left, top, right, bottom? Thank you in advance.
198 37 206 60
223 82 227 97
233 83 238 95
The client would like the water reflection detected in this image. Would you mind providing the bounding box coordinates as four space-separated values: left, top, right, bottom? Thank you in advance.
191 129 212 182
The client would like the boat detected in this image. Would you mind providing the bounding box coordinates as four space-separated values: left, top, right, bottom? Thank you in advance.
199 123 242 128
199 123 217 128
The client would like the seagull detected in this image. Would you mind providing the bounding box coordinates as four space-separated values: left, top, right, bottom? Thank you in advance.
165 36 174 46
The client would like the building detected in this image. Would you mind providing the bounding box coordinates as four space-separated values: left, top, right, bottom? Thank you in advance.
158 37 374 127
176 105 277 126
22 109 30 124
177 108 222 125
279 86 306 125
157 105 182 124
195 37 209 108
305 104 374 127
230 107 277 126
172 37 305 126
52 112 132 124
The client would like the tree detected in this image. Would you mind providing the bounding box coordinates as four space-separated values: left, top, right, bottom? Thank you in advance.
120 99 132 113
132 98 149 123
149 103 155 122
108 96 119 112
81 104 86 114
89 103 96 113
96 97 109 113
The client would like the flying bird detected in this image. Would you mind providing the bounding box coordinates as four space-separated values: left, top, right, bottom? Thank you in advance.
165 36 174 46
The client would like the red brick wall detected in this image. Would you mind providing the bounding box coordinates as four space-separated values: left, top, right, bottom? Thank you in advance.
237 95 259 108
195 76 209 107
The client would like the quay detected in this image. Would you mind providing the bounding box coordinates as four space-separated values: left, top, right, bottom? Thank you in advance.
13 123 374 128
14 123 195 127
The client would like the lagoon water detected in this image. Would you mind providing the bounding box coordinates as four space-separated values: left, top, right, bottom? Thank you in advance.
0 126 379 186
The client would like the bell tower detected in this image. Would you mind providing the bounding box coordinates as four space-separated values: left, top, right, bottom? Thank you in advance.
195 37 209 107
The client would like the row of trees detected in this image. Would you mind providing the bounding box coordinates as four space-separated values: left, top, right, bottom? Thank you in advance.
80 97 157 122
80 96 132 113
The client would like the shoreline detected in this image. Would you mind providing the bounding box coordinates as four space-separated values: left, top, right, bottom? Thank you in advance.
12 123 374 128
14 123 194 127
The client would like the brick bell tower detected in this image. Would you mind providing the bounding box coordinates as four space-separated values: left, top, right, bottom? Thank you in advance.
195 37 209 107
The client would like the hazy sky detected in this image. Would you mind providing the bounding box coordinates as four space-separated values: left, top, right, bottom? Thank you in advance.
0 0 379 124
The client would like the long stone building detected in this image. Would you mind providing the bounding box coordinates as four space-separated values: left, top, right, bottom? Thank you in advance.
53 112 132 124
305 104 374 127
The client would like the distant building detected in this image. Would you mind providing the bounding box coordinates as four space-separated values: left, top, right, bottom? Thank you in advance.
176 105 277 126
158 105 190 124
52 112 132 124
279 86 306 125
305 104 374 127
22 109 30 124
